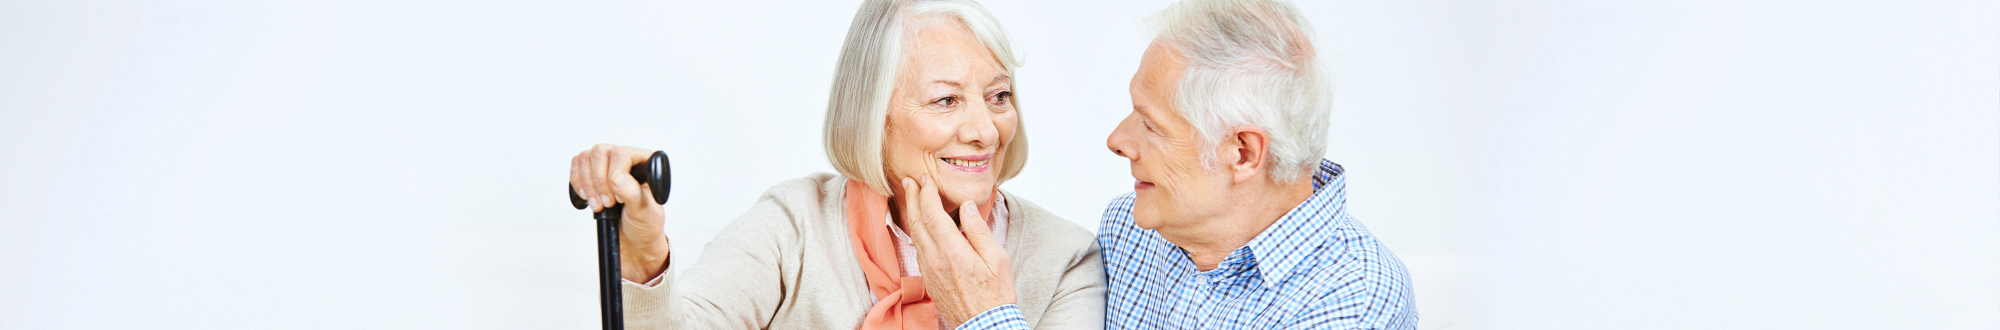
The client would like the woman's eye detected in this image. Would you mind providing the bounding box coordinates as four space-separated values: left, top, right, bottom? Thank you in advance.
989 91 1012 106
932 96 959 107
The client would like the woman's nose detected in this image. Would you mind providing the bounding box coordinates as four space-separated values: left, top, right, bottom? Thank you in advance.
958 106 1000 148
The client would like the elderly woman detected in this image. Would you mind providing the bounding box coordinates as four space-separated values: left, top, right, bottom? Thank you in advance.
565 0 1102 329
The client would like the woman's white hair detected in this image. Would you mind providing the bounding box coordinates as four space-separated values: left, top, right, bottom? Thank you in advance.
824 0 1026 196
1147 0 1328 183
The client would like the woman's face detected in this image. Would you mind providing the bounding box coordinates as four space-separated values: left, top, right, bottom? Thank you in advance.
882 19 1017 211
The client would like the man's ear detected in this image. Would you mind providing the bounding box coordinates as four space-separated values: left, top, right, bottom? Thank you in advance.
1224 125 1270 184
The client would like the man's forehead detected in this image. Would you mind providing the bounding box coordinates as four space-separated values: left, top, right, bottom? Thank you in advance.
1133 42 1184 116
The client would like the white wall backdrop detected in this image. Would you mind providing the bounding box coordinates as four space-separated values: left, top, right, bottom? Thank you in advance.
1 0 1993 329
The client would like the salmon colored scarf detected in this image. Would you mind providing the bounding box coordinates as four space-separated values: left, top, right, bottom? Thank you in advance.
845 179 992 330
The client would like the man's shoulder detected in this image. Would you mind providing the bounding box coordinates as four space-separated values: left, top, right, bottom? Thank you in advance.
1279 215 1417 326
1320 214 1409 275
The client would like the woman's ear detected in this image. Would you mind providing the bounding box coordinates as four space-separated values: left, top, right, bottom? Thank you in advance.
1226 125 1271 184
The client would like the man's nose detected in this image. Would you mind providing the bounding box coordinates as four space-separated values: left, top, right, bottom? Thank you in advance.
1107 117 1137 160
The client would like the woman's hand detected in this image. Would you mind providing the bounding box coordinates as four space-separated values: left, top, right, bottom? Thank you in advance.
570 143 671 282
899 176 1016 328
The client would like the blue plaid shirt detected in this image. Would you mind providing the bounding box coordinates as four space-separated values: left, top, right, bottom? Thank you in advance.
1097 159 1417 330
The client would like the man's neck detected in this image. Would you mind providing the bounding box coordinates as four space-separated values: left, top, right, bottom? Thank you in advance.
1161 179 1316 271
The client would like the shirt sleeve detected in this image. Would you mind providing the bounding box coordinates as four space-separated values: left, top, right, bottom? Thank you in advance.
627 270 667 287
953 304 1028 330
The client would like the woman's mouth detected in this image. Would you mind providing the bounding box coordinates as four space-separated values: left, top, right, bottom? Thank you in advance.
940 155 991 172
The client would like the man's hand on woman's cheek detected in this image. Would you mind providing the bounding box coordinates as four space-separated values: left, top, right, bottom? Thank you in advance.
900 176 1017 329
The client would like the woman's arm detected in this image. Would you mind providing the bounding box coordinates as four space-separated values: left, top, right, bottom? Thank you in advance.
1029 242 1106 329
622 191 803 329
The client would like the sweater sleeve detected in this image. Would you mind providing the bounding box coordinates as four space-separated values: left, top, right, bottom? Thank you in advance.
620 188 811 329
1027 241 1106 329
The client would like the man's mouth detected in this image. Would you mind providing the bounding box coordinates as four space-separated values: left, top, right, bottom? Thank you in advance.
940 154 991 172
1135 180 1156 190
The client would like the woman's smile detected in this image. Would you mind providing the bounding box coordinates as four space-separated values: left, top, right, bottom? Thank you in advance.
940 154 992 172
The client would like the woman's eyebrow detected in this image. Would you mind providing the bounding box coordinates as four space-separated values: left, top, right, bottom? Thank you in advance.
928 80 963 88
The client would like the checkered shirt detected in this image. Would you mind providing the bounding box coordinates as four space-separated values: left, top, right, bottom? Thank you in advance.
1097 159 1417 330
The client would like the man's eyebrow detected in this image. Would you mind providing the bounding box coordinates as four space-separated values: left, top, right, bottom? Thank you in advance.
1134 103 1161 125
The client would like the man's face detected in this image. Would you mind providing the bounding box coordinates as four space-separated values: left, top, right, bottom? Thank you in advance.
1106 41 1231 231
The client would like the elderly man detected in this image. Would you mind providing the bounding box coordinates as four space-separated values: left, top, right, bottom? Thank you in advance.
1097 0 1417 328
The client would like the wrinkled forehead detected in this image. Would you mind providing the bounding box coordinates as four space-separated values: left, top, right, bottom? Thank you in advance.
897 15 1008 83
1133 41 1185 99
901 15 995 60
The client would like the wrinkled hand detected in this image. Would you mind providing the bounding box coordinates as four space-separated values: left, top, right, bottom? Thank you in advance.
900 176 1015 328
570 143 671 282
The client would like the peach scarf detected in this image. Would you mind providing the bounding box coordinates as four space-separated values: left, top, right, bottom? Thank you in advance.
845 180 992 330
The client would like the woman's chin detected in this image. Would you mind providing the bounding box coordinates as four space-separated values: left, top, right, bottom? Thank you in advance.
936 183 996 206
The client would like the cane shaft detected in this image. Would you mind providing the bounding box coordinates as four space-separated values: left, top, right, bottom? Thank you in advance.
597 207 625 330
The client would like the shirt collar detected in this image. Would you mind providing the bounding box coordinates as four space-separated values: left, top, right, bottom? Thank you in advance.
1236 159 1347 286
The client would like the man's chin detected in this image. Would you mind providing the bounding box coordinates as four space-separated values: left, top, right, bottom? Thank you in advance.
1129 205 1167 230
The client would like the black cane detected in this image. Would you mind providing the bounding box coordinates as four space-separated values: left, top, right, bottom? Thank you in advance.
569 150 671 330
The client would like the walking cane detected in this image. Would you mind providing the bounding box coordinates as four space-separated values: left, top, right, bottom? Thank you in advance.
568 150 671 330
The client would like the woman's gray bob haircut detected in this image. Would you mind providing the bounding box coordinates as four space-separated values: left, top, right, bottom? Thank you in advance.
823 0 1026 197
1147 0 1329 183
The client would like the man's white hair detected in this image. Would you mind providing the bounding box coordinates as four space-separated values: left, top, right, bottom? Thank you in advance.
1147 0 1328 183
823 0 1026 197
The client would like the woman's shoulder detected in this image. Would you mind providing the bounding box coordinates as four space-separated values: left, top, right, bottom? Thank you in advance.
756 172 845 202
998 191 1097 255
728 172 848 231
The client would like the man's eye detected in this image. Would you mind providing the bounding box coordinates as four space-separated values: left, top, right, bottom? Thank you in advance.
932 96 958 107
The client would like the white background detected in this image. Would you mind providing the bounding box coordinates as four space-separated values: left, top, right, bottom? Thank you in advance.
2 0 1994 329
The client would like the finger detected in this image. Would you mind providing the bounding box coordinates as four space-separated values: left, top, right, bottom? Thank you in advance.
900 177 938 254
915 176 952 248
594 145 616 211
620 146 652 168
605 147 640 205
956 200 1008 262
595 144 620 208
584 146 605 211
918 177 978 260
579 153 608 212
570 152 587 203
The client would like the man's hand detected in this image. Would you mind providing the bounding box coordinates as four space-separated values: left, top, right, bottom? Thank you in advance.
900 176 1016 329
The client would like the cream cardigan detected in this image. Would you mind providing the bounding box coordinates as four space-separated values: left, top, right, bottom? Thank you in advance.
621 173 1106 329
